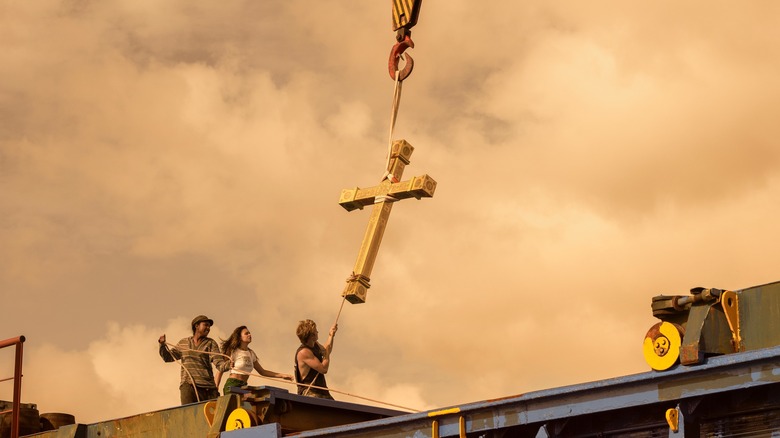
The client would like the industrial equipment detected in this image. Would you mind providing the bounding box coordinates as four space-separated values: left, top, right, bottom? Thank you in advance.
643 280 780 371
10 344 780 437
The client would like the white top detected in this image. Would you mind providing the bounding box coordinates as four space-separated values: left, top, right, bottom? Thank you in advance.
230 348 258 376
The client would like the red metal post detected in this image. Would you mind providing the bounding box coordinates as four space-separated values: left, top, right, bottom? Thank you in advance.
0 336 26 438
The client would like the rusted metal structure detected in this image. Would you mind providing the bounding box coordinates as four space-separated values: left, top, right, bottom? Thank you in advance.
0 336 25 438
9 278 780 437
222 345 780 437
643 280 780 371
18 387 404 438
388 0 422 80
15 343 780 437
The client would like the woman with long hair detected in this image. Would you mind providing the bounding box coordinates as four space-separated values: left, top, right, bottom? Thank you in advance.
216 325 293 395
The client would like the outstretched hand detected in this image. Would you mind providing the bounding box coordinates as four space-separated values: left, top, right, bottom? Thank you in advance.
329 324 338 337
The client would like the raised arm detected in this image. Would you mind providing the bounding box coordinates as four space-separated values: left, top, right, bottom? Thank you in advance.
158 335 181 362
322 324 338 354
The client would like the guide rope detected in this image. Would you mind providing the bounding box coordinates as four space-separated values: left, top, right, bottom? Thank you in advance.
163 342 419 412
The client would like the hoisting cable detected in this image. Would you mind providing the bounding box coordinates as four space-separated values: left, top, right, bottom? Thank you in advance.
382 0 420 181
382 30 415 183
383 68 404 183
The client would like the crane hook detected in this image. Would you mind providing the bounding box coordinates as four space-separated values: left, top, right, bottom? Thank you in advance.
388 34 415 81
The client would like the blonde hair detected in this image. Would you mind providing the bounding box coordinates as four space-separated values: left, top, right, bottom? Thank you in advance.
296 319 317 343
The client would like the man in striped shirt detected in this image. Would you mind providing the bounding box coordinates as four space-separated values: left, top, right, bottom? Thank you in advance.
158 315 231 405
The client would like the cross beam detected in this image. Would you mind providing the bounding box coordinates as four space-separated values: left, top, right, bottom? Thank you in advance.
339 139 436 304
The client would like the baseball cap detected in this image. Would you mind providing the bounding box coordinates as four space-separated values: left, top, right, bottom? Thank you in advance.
191 315 214 328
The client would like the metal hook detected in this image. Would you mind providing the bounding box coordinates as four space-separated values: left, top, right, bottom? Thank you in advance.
388 34 415 81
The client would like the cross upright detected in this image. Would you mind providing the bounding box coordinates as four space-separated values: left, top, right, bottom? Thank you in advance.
339 139 436 304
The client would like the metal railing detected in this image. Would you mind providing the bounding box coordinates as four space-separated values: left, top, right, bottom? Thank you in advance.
0 336 26 438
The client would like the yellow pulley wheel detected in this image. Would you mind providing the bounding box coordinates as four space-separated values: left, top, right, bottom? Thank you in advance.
643 322 683 371
225 407 255 431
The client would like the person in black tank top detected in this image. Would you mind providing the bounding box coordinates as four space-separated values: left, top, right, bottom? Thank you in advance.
294 319 338 399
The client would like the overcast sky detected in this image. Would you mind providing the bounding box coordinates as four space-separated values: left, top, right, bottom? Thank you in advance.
2 0 780 423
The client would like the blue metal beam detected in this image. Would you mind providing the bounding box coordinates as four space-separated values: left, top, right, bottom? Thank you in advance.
222 345 780 437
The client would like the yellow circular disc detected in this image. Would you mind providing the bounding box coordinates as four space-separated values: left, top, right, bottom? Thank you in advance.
225 408 253 431
643 321 682 371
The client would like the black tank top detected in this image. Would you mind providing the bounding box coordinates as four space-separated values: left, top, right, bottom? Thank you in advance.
294 344 332 398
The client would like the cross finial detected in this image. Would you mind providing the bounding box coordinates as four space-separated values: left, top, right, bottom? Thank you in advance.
339 139 436 303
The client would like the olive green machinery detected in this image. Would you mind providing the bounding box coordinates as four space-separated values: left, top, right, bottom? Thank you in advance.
643 280 780 371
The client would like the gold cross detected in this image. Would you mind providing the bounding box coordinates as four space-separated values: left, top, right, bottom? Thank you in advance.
339 139 436 303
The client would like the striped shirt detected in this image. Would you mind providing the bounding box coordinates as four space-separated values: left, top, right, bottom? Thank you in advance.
159 336 229 389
